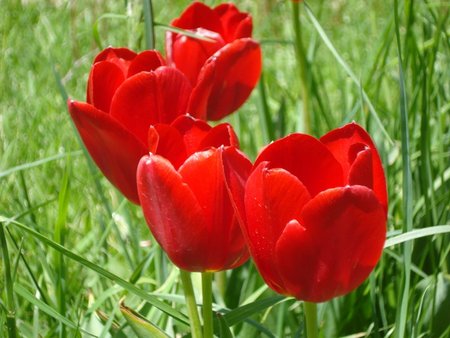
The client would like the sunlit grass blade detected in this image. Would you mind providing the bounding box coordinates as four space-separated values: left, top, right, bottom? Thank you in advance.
223 295 285 326
304 2 393 143
1 216 189 326
14 284 95 337
120 300 170 338
393 0 413 336
384 225 450 248
143 0 155 50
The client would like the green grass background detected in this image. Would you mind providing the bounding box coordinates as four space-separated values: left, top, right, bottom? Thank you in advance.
0 0 449 337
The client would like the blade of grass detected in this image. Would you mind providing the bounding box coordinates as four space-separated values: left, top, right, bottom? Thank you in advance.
304 2 393 144
1 216 189 326
385 225 450 248
0 223 18 338
393 0 413 336
143 0 155 50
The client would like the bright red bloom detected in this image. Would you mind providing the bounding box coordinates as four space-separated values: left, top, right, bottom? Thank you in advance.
226 123 387 302
68 47 198 204
166 1 262 120
137 115 251 272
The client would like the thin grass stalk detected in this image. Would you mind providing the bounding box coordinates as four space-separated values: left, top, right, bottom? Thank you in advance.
0 223 18 338
393 0 413 336
179 270 202 338
291 1 311 134
143 0 155 50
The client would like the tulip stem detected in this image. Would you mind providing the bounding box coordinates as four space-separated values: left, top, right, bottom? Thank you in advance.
179 270 203 338
292 1 311 134
202 272 214 338
304 302 318 338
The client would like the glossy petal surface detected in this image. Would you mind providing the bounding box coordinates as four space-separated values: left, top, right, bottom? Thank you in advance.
110 67 192 144
179 148 249 270
137 154 208 271
87 61 125 113
214 3 252 41
189 38 262 120
127 50 165 77
274 185 386 302
255 133 344 197
244 163 311 293
68 100 147 204
320 122 387 210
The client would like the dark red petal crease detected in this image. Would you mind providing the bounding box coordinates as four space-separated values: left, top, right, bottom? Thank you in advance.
68 100 147 204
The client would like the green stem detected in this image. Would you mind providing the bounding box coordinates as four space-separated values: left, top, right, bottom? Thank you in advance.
202 272 214 338
0 223 18 338
292 1 311 134
143 0 155 49
179 270 202 338
304 302 318 338
215 270 227 300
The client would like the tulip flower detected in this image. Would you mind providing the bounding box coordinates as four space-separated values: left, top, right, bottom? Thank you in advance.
167 1 262 120
137 115 251 272
68 47 199 204
226 123 387 302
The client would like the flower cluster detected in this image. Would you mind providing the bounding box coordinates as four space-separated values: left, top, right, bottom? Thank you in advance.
68 2 387 302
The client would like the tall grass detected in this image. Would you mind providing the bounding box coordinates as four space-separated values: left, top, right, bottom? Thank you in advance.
1 0 449 337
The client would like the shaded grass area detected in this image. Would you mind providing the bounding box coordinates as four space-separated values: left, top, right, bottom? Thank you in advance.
1 0 449 337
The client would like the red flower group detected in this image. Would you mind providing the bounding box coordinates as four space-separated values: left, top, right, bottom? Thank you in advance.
67 2 388 298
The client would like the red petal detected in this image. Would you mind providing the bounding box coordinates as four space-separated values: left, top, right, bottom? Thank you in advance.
254 133 344 197
93 47 137 75
166 29 224 86
349 147 374 189
137 154 208 271
320 122 387 210
68 100 146 204
222 147 253 230
244 162 311 294
171 2 223 35
171 115 211 156
148 124 187 169
93 47 137 64
110 67 192 144
199 123 239 150
87 61 125 113
189 38 262 120
127 50 165 78
178 148 248 270
274 185 386 302
214 3 252 41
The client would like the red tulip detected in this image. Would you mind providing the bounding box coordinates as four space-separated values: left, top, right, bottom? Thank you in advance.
226 123 387 302
166 1 262 120
68 47 193 204
137 115 251 272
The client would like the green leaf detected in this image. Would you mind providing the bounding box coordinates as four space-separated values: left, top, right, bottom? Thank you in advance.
1 216 189 326
216 313 234 338
14 284 96 337
223 295 285 326
384 225 450 248
120 300 170 338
